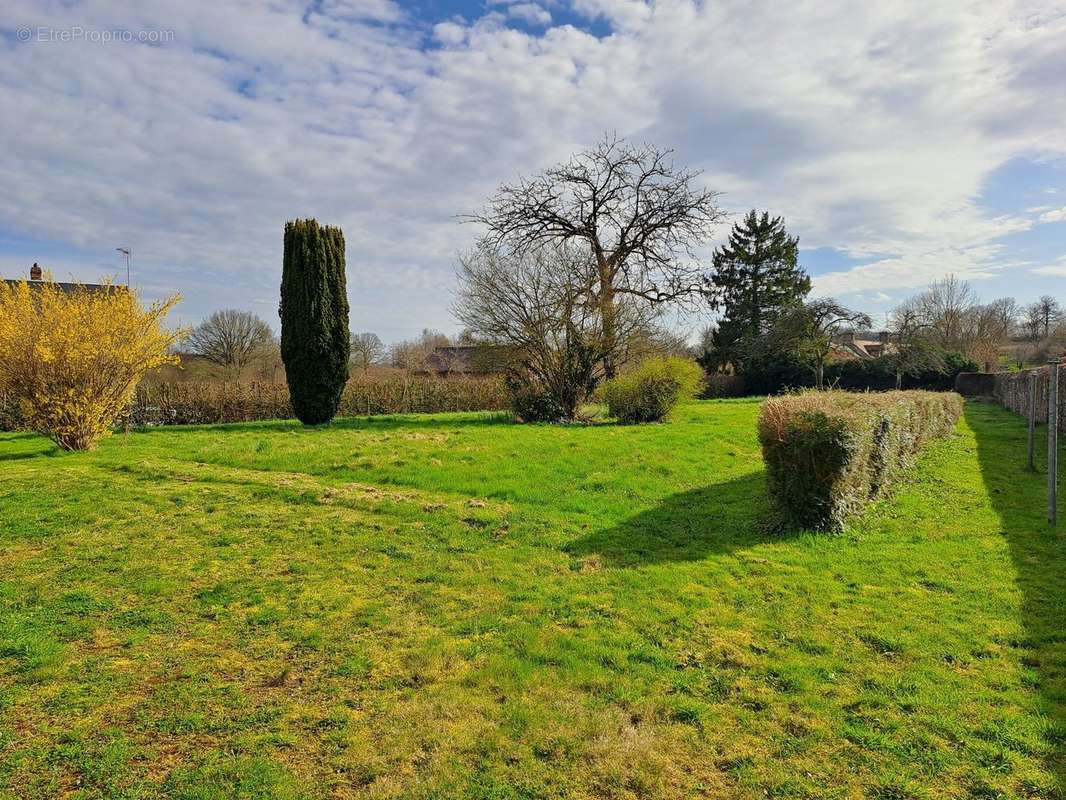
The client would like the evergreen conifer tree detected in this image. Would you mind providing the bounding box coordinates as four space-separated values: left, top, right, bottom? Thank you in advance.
704 210 810 371
280 219 350 425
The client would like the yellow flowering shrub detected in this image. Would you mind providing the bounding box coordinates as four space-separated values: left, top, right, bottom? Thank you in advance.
0 280 183 450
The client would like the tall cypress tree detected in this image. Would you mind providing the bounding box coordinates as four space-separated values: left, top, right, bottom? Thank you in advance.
703 210 811 371
280 219 351 425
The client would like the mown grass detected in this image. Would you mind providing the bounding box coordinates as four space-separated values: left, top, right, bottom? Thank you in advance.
0 399 1062 799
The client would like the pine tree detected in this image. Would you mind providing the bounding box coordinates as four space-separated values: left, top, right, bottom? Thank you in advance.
704 210 810 371
280 219 351 425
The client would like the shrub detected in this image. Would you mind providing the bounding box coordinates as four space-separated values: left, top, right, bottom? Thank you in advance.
280 219 350 425
0 390 23 432
505 370 569 423
758 390 963 531
701 373 747 399
0 281 182 450
825 358 896 392
740 349 816 395
603 357 704 424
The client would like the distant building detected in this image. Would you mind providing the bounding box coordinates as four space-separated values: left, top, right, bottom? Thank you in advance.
2 263 119 296
418 345 514 376
831 331 896 361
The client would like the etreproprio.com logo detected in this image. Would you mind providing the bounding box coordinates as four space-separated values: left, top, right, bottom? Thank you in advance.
15 26 175 43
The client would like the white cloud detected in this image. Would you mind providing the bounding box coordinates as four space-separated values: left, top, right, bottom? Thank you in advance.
813 253 1002 299
1038 207 1066 222
0 0 1064 339
1031 257 1066 276
434 22 467 46
318 0 406 24
507 3 553 26
572 0 652 29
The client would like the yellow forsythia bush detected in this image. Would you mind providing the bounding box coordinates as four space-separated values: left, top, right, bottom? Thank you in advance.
0 280 183 450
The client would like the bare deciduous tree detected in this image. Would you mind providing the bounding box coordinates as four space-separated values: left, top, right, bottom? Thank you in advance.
389 329 451 372
623 325 695 364
887 299 944 389
350 332 384 373
987 297 1019 339
916 275 975 353
907 278 1020 369
467 135 724 376
1022 302 1044 342
966 301 1014 372
1036 294 1062 339
773 299 871 389
455 244 656 419
185 309 275 380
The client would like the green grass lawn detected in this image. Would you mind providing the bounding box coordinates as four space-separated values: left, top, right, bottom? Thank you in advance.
0 399 1063 799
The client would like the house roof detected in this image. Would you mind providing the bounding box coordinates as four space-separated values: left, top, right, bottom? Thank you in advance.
2 279 121 295
831 333 897 361
420 345 514 374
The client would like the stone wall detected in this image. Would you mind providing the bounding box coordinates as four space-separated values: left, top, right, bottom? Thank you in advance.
987 365 1066 432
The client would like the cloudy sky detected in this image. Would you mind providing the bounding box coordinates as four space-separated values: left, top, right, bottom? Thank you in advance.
2 0 1064 341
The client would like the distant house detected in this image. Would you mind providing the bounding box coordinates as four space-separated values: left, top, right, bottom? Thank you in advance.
418 345 514 376
831 331 896 361
2 263 120 296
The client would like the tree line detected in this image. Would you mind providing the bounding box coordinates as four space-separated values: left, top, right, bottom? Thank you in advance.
7 131 1058 445
454 135 1064 418
179 134 1063 421
178 315 497 380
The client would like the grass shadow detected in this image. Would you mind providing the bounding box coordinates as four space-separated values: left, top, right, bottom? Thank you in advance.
967 401 1066 792
0 432 45 445
0 450 60 462
128 411 515 436
0 432 60 461
565 469 782 566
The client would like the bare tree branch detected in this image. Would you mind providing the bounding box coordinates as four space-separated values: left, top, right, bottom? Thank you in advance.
350 332 384 373
185 309 275 380
463 135 724 376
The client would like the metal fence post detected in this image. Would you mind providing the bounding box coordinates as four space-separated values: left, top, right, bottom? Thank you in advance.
1050 358 1060 526
1028 371 1037 471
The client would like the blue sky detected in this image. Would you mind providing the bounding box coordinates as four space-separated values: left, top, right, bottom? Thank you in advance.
2 0 1064 340
410 0 610 33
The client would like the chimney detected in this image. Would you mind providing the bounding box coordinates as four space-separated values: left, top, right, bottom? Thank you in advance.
29 262 42 281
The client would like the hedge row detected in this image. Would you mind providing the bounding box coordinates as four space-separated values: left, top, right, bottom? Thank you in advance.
2 376 509 431
758 390 963 531
727 351 978 396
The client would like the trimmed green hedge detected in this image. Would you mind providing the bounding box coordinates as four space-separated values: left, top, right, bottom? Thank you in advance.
758 390 963 531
